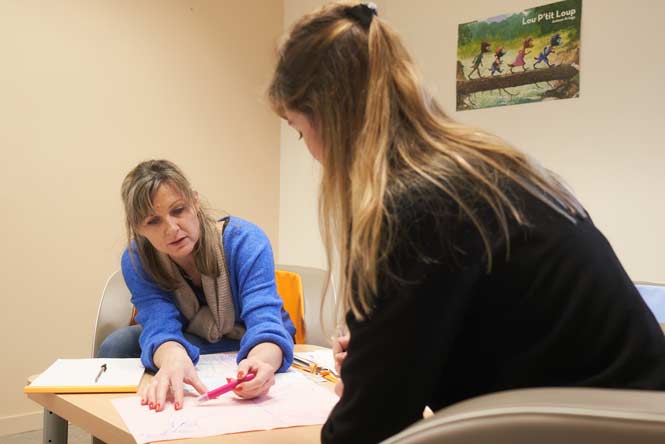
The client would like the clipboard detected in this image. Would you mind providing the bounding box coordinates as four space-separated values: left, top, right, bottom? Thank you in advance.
24 358 145 394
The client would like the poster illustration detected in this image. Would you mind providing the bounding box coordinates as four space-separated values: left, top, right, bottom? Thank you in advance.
456 0 581 111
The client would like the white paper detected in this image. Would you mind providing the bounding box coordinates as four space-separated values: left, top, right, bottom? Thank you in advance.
112 353 339 443
28 358 144 389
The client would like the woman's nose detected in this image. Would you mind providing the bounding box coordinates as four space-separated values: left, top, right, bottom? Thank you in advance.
165 217 179 234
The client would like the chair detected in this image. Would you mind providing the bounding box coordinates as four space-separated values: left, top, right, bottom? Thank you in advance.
275 269 307 344
92 265 336 356
92 271 135 357
381 387 665 443
275 264 337 348
636 282 665 333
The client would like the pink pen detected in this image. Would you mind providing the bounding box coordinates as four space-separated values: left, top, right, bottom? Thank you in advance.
197 373 256 403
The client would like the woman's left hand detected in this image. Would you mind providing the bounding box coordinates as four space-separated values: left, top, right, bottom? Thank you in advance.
334 380 344 397
233 357 276 399
332 333 350 375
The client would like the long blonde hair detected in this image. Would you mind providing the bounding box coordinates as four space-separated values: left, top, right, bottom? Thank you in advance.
121 160 221 290
269 3 585 320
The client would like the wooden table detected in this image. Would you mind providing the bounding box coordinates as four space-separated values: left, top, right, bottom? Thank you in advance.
27 345 333 444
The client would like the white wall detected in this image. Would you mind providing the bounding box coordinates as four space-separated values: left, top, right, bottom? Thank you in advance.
0 0 283 435
279 0 665 283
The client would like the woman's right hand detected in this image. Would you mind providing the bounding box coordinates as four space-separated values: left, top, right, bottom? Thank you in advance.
140 341 208 412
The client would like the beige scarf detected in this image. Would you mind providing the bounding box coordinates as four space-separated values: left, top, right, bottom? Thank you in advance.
158 223 245 343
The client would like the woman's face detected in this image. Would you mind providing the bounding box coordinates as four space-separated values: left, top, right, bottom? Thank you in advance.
135 182 200 261
284 109 324 162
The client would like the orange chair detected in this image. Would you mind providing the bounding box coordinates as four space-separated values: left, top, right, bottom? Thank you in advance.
275 269 306 344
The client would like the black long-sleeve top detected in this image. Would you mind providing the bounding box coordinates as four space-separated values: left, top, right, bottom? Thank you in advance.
321 184 665 443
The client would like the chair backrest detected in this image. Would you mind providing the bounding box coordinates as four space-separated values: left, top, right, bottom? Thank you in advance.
636 282 665 334
92 264 337 356
381 387 665 444
275 264 337 348
275 269 306 344
92 270 134 357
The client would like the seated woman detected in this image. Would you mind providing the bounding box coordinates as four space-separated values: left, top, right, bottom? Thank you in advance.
98 159 295 411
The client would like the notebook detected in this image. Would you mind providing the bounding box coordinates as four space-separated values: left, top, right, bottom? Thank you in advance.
24 358 145 393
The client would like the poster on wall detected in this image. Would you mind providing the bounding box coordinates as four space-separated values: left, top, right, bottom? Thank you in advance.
456 0 581 111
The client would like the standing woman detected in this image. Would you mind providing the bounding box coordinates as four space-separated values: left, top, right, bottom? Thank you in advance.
98 159 295 411
268 3 665 443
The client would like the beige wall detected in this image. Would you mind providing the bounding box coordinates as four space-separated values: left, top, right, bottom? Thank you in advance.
278 0 388 270
279 0 665 283
0 0 283 434
278 0 328 269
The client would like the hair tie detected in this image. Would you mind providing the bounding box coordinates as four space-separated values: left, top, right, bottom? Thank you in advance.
345 2 378 28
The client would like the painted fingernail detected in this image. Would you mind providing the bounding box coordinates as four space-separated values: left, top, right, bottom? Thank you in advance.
149 402 154 409
174 402 181 410
226 377 233 383
140 398 147 405
237 372 244 379
155 403 161 411
236 385 243 392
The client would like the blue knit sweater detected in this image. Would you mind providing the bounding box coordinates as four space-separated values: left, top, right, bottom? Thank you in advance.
121 217 295 373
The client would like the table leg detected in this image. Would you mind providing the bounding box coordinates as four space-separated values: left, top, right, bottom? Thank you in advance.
43 408 68 444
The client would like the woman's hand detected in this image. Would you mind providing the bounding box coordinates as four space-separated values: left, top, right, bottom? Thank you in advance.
140 341 208 412
334 380 344 397
233 357 277 399
332 333 350 376
332 328 350 398
232 342 283 399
